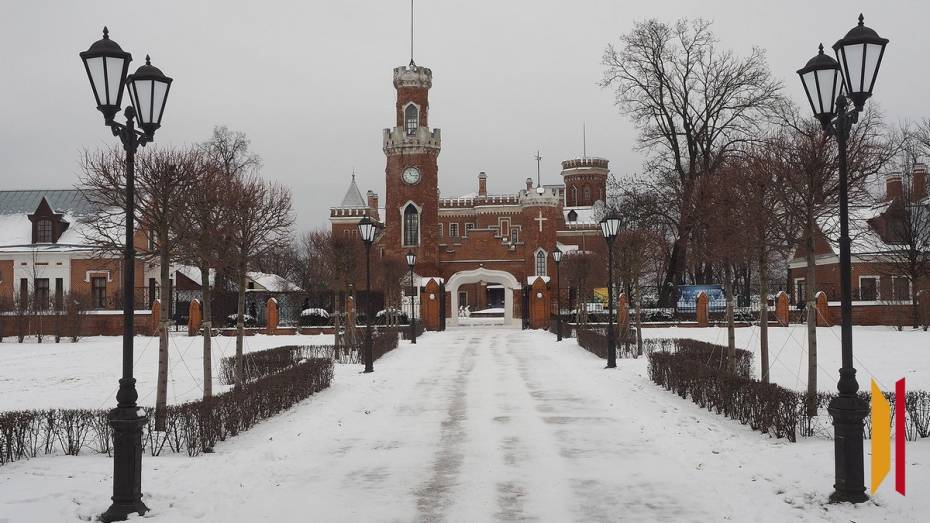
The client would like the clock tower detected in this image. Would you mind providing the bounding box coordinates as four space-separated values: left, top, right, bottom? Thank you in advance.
383 62 441 270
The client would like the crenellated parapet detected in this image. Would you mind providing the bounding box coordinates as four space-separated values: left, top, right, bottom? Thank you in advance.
383 126 441 154
393 64 433 89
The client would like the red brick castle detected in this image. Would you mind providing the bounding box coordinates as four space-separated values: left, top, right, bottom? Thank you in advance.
330 60 608 329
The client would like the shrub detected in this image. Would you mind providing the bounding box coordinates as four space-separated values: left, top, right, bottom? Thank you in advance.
219 345 332 384
574 326 638 360
299 308 331 327
0 358 333 466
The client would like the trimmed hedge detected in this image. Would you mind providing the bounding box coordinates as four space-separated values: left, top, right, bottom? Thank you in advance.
0 357 333 466
220 345 333 384
646 338 930 443
574 326 639 360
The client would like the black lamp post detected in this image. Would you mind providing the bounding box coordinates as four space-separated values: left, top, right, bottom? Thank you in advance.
552 249 562 341
797 14 888 504
406 250 417 344
357 216 377 373
600 214 621 368
80 27 172 523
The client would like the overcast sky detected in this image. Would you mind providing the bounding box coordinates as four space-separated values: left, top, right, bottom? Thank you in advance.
2 1 928 230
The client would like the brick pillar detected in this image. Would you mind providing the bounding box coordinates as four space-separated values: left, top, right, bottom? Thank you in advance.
529 277 550 329
815 291 830 327
775 291 789 326
188 299 202 336
618 293 630 334
266 297 278 334
696 292 709 327
151 299 161 336
421 279 441 331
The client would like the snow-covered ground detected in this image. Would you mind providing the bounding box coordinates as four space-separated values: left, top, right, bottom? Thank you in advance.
0 333 334 411
1 327 926 522
638 325 930 392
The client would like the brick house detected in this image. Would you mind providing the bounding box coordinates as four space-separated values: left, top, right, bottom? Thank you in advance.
330 60 608 329
787 165 930 326
0 190 161 335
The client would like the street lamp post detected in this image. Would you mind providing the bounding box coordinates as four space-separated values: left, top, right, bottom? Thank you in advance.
797 14 888 504
600 215 621 368
552 249 562 341
357 216 377 373
406 250 417 344
80 27 172 523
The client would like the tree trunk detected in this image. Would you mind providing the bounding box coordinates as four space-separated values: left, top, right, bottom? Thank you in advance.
635 278 643 357
201 263 213 399
235 263 247 387
759 250 770 383
659 187 695 306
725 264 735 373
805 219 818 416
154 231 170 431
912 283 919 330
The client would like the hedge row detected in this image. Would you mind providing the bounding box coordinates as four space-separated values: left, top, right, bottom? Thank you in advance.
648 350 799 441
220 345 333 384
0 357 333 466
574 326 641 360
646 338 930 442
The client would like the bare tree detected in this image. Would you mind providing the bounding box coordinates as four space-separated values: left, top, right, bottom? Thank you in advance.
875 128 930 328
80 145 203 430
562 251 605 326
226 174 293 386
774 104 893 412
601 18 783 306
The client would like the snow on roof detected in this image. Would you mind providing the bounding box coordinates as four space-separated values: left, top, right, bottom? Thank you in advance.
247 272 302 292
0 189 98 216
0 212 97 251
338 175 367 208
563 206 600 225
527 276 551 284
817 203 896 255
174 265 216 287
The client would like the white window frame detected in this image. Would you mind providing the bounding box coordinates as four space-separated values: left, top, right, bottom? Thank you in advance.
400 201 422 248
449 223 460 237
404 102 420 136
892 276 911 301
534 248 547 277
510 227 520 244
437 223 443 238
499 218 510 237
464 223 475 236
793 277 806 304
858 275 880 301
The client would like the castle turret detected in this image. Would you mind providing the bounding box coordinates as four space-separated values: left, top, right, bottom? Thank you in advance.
561 157 609 207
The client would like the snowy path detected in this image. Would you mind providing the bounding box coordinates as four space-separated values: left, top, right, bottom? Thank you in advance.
1 328 926 522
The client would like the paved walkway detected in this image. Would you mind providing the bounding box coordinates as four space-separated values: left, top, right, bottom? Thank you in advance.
2 328 880 522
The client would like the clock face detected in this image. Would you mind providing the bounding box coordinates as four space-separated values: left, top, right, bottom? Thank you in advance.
402 166 421 185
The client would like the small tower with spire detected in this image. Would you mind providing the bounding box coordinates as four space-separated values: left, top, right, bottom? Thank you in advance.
329 172 379 239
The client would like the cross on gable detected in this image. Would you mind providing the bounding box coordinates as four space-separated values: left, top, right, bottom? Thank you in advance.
535 211 547 232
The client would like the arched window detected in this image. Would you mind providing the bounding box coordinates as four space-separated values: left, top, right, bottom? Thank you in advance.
405 104 419 136
403 204 419 246
571 186 578 206
535 250 547 276
37 219 53 243
583 186 591 205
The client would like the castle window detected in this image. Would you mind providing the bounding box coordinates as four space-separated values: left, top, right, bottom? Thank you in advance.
449 223 459 237
464 223 475 236
403 204 419 246
535 250 547 277
405 104 419 136
583 186 591 204
499 218 510 237
437 223 443 238
510 228 519 244
571 186 578 206
37 219 53 243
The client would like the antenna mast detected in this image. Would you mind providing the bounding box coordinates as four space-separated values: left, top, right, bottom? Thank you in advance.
535 150 542 188
410 0 415 66
583 122 587 159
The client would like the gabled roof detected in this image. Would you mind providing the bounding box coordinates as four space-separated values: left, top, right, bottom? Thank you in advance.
338 175 367 208
0 189 97 216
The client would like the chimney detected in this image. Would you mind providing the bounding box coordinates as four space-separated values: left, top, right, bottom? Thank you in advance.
367 191 380 220
885 174 903 202
913 163 928 202
526 177 533 192
478 172 487 196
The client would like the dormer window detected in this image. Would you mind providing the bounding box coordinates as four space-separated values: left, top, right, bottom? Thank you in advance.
405 104 419 136
37 220 53 243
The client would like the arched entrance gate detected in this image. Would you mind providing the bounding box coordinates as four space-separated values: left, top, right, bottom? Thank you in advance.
446 267 522 327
